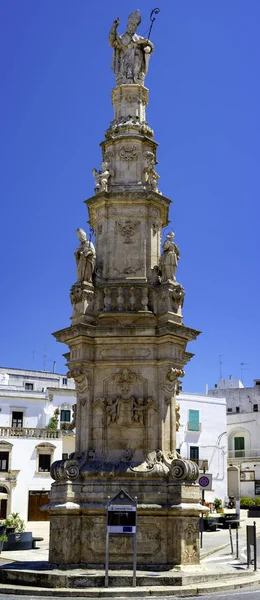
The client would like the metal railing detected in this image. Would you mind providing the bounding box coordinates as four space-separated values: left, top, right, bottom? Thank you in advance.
191 459 209 470
228 449 260 459
0 427 61 439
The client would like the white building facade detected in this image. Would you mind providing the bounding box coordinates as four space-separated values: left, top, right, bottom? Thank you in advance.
0 366 228 520
177 392 227 504
0 367 76 522
209 378 260 498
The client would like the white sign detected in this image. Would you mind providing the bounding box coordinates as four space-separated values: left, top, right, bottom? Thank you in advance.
198 474 212 490
108 506 136 512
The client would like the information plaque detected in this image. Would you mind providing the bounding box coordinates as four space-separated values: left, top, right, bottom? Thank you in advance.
105 490 137 587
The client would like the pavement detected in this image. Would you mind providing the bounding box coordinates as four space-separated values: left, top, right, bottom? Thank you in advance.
0 510 260 596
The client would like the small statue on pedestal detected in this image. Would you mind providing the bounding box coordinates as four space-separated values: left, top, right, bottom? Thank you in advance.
75 228 96 284
109 10 154 85
159 232 180 283
92 161 114 192
143 151 160 192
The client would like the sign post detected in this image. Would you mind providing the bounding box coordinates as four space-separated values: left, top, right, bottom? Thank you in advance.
247 522 257 571
198 473 212 505
236 497 240 520
105 490 137 587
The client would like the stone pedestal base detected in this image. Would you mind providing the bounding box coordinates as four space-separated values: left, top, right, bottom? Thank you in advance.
48 479 202 568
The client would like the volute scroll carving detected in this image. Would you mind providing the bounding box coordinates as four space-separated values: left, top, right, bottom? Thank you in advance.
162 367 185 395
67 369 90 406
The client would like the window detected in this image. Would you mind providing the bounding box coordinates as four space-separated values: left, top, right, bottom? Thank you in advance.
0 452 9 472
12 411 23 428
38 454 51 472
227 408 233 413
253 404 258 412
188 409 200 431
62 453 69 460
240 470 254 482
234 437 245 458
25 382 34 391
190 446 199 461
62 378 67 385
236 406 240 413
36 442 55 474
60 409 71 423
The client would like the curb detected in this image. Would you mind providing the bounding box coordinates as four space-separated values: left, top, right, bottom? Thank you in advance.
0 572 259 598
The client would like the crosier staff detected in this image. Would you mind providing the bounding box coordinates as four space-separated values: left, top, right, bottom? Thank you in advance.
147 7 160 40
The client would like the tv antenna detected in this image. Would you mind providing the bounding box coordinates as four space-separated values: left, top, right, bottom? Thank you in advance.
240 362 250 384
219 354 224 380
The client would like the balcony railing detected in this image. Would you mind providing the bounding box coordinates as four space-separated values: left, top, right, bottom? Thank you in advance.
0 427 61 439
228 449 260 459
191 459 209 470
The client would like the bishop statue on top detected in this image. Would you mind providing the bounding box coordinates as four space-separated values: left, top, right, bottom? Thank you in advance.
109 10 154 86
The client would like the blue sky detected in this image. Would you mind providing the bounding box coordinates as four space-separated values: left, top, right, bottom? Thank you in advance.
0 1 259 391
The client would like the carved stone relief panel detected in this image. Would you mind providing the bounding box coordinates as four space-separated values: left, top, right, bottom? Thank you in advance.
116 220 140 243
109 218 143 277
92 368 157 460
82 517 163 563
114 141 142 184
108 206 146 217
119 144 138 162
99 347 151 360
183 521 200 564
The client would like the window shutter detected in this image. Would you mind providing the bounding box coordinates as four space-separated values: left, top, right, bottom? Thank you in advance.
188 409 200 431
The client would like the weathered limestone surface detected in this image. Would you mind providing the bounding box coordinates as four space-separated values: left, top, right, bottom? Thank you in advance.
48 10 203 568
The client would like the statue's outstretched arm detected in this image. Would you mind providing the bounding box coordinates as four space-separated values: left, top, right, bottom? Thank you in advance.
109 17 120 48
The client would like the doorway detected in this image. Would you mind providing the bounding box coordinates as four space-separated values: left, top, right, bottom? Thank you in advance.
28 491 50 521
0 485 8 519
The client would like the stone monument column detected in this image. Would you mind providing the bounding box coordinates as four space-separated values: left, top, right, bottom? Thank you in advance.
48 9 203 568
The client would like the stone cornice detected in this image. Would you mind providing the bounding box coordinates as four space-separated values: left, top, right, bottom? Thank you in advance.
85 191 170 230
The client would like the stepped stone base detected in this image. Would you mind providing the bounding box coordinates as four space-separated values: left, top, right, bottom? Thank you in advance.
0 564 253 589
47 479 202 568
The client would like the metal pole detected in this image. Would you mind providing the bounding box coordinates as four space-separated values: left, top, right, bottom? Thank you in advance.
105 497 110 588
236 523 239 560
254 521 257 571
133 497 137 587
201 465 206 505
229 525 233 555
